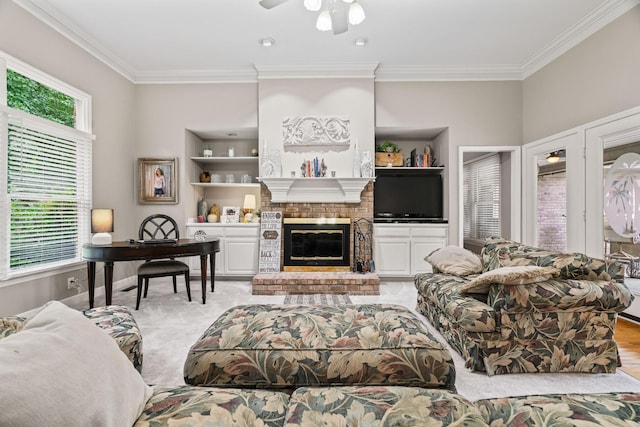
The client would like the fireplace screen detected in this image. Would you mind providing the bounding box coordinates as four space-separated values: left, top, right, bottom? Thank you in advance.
283 219 350 271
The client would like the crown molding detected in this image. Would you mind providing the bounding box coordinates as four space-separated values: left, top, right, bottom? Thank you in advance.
522 0 640 78
13 0 136 82
133 67 259 84
374 65 523 82
254 63 379 80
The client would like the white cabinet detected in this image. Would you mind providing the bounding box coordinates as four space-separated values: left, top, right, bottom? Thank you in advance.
374 224 448 277
186 224 259 277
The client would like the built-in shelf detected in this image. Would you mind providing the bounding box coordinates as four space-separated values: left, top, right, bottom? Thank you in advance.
191 182 261 188
191 156 259 164
257 177 374 203
375 166 444 173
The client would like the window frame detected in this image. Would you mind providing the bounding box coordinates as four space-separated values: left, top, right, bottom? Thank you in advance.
0 50 94 282
463 152 502 242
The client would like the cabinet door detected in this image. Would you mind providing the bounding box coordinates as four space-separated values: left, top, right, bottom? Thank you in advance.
224 238 259 275
374 238 411 276
411 238 447 275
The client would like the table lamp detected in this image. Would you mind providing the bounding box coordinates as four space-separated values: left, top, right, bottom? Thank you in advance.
242 194 256 222
91 208 114 245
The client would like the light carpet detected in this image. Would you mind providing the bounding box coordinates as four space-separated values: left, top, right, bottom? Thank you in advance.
283 294 352 304
74 280 640 401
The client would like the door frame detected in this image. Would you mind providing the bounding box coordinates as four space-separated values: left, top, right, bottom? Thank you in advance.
522 131 585 252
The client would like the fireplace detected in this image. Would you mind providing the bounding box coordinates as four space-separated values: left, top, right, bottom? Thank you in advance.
283 218 350 272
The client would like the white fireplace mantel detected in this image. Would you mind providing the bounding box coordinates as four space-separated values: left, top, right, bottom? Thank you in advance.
257 177 374 203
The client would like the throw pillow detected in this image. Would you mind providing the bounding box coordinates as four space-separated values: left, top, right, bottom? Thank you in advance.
0 301 152 427
460 265 560 294
425 246 483 276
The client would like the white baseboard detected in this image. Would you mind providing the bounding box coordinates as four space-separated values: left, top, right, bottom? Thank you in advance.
62 276 137 309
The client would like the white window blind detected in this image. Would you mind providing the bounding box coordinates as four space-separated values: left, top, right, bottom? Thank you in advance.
464 153 501 241
0 106 92 279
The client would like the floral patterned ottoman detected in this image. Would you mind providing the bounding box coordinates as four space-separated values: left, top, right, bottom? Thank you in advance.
183 304 455 390
283 386 487 426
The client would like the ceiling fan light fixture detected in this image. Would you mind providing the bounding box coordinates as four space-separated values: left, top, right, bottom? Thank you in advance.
304 0 322 12
546 152 561 164
348 1 365 25
316 9 332 31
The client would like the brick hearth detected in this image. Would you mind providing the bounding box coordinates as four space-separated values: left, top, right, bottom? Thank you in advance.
252 272 380 295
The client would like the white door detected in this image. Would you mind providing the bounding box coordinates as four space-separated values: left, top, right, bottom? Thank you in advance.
522 131 585 253
584 110 640 258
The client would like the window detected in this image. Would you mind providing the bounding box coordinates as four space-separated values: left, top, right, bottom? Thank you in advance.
464 153 501 241
0 52 93 280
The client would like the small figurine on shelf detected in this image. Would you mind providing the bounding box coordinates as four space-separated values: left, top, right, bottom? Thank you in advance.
300 161 307 178
321 159 327 177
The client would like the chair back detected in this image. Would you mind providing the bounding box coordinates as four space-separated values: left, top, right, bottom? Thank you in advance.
139 214 181 240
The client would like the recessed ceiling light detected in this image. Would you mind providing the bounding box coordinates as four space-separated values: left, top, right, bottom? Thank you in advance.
354 38 367 47
259 37 275 47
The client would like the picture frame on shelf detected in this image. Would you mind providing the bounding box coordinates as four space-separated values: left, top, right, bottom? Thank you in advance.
138 158 178 204
221 206 240 223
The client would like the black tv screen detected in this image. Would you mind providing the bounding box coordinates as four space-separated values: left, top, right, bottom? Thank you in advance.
374 173 443 221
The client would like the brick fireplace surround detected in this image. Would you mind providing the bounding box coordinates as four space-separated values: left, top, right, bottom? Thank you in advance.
251 182 380 295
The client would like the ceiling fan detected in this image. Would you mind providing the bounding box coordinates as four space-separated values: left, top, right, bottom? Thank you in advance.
259 0 365 35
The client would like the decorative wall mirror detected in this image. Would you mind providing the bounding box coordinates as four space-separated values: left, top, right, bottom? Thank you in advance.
604 152 640 242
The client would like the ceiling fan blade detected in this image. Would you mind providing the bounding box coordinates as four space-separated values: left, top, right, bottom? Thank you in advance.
259 0 288 9
330 1 348 34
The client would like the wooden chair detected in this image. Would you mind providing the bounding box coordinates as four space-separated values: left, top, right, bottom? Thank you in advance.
136 214 190 310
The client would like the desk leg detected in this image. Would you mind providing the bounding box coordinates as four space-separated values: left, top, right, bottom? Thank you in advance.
87 261 96 309
200 255 207 304
104 261 114 306
210 252 216 293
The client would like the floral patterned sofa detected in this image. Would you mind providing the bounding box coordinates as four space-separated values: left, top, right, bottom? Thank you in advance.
0 304 143 372
415 237 634 375
2 301 639 425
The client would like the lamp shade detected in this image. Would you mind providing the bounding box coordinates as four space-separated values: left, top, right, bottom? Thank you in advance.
243 194 257 211
91 209 114 232
91 209 113 245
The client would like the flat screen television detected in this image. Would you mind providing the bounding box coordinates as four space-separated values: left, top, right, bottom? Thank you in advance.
374 173 444 222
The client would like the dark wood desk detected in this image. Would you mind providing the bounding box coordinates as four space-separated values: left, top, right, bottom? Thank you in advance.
82 238 220 308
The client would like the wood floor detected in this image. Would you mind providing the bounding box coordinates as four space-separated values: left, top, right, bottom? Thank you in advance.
616 317 640 379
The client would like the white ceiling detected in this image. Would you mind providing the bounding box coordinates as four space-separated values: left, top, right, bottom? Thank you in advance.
14 0 639 83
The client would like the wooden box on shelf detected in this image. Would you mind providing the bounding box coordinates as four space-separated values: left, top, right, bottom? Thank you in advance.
375 152 404 167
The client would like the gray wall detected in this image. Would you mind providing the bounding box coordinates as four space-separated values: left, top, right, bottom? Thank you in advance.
0 0 136 315
134 83 258 228
523 5 640 143
375 81 523 244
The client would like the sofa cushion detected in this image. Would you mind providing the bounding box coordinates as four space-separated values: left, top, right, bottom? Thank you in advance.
415 273 496 332
480 237 625 282
476 392 640 425
460 266 560 294
134 386 290 427
0 301 152 427
425 245 483 276
285 386 488 426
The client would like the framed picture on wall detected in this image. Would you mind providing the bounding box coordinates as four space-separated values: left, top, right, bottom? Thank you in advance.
138 158 178 204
